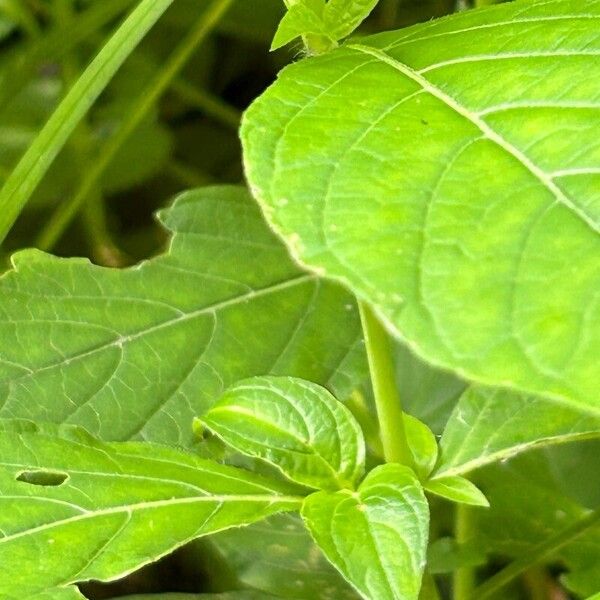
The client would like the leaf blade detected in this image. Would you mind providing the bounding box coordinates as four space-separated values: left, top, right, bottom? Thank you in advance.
241 0 600 415
0 421 301 597
302 464 429 600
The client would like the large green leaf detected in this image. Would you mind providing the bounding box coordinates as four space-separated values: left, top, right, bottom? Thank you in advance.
0 186 365 446
0 420 301 598
242 0 600 415
199 375 365 490
302 464 429 600
437 385 600 477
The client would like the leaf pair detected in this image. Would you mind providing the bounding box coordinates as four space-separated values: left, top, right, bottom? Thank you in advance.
199 376 430 600
272 0 378 51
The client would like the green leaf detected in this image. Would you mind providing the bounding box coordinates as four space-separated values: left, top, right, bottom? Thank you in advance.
404 413 438 480
425 475 489 507
0 0 176 242
302 464 429 600
271 0 330 51
210 514 358 599
0 420 301 598
199 375 365 490
0 186 365 446
437 385 600 477
322 0 379 40
242 0 600 416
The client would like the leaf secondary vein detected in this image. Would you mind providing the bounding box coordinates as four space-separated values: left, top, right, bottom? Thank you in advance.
347 43 600 235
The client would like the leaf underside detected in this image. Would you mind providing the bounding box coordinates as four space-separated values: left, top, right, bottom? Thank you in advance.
242 0 600 416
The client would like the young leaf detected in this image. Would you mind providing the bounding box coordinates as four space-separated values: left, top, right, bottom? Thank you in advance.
0 421 301 598
271 0 331 51
302 464 429 600
0 186 365 446
322 0 379 40
199 376 365 490
437 385 600 477
424 475 489 507
404 413 438 480
242 0 600 416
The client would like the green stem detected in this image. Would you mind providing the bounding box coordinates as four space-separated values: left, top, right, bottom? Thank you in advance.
0 0 174 245
36 0 234 251
379 0 399 29
472 507 600 600
453 504 476 600
358 301 413 466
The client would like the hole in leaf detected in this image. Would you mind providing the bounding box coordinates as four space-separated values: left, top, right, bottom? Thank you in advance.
16 470 69 487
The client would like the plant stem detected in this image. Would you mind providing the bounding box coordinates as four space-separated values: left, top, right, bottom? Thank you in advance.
358 301 413 466
472 507 600 599
0 0 175 245
453 504 476 600
36 0 234 251
379 0 399 29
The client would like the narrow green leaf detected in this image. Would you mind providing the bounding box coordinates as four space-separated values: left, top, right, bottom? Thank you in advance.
404 413 438 480
302 464 429 600
425 475 489 507
437 385 600 477
200 376 365 490
0 420 301 598
0 186 365 446
0 0 175 243
242 0 600 416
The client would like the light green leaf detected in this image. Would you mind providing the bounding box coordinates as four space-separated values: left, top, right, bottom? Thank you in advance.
586 594 600 600
0 186 365 446
302 464 429 600
242 0 600 416
404 413 438 480
199 376 365 490
210 513 358 599
322 0 379 40
271 0 330 51
437 385 600 477
425 475 489 507
0 420 301 598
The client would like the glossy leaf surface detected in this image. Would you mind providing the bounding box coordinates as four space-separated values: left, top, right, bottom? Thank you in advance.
0 186 365 446
242 0 600 415
302 464 429 600
0 421 300 598
200 376 365 490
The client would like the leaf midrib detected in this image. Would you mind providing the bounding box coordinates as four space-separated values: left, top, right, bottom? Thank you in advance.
0 493 302 546
347 43 599 235
0 274 314 388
